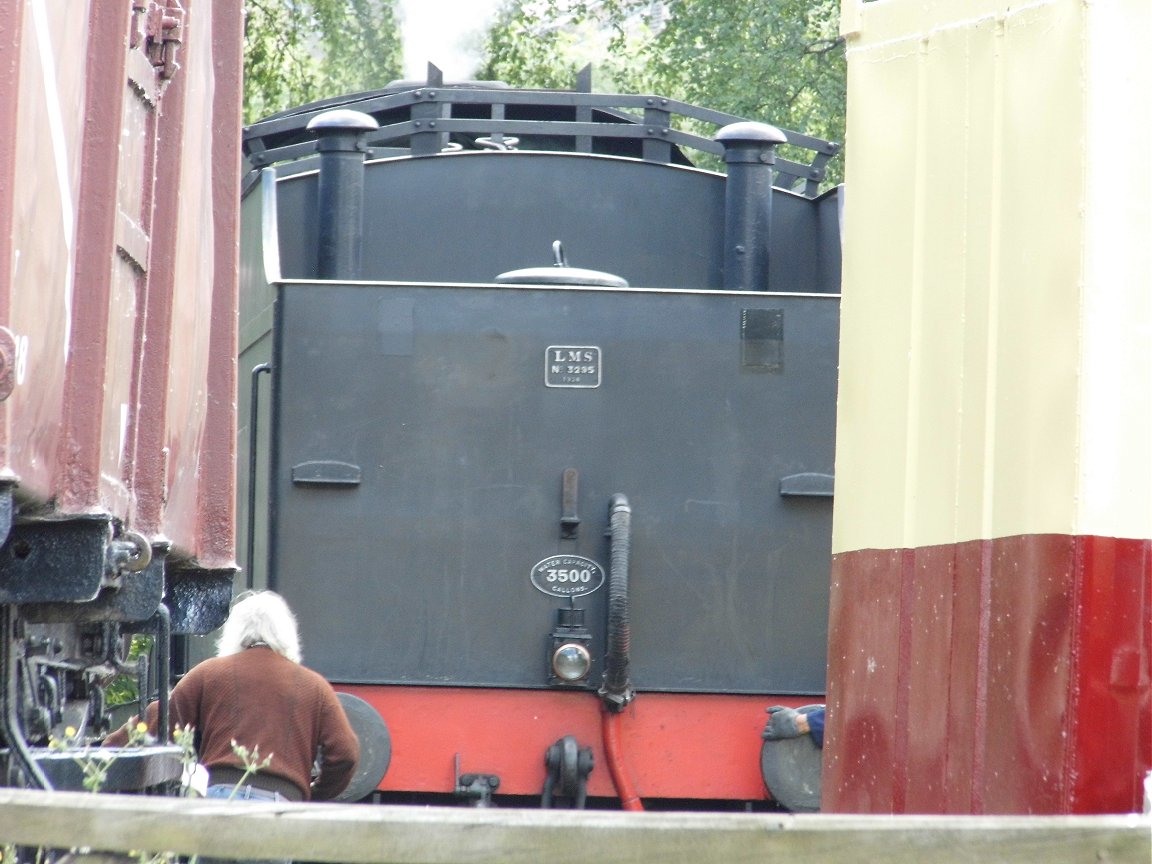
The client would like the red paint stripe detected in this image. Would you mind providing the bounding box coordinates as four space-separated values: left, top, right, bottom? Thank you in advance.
337 685 812 802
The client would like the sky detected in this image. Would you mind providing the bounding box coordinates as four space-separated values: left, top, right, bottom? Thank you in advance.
399 0 505 81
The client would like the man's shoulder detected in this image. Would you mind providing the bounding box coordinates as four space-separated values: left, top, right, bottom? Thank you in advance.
245 650 329 683
201 649 336 692
290 662 345 702
295 661 337 688
177 654 229 681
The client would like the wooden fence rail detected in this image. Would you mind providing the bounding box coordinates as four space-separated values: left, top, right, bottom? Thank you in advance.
0 788 1148 864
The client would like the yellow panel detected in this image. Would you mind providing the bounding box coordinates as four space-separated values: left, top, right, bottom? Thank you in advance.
1079 2 1152 539
906 18 986 545
831 0 1151 551
985 2 1084 541
950 17 1000 548
833 31 921 550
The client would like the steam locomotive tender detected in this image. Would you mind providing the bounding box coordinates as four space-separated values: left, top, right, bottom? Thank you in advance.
239 66 842 809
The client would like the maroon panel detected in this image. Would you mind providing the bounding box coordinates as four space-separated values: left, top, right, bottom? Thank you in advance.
0 0 21 326
3 1 240 575
5 11 86 500
1069 536 1151 812
823 547 902 811
138 0 242 567
982 535 1076 812
0 0 21 469
901 545 957 812
826 534 1152 815
943 540 987 813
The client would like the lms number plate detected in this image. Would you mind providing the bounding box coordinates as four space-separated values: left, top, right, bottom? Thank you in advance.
545 346 601 388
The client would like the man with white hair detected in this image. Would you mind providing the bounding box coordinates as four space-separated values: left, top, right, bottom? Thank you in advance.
108 590 359 802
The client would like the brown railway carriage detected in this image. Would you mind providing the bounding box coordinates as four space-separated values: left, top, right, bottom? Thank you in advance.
0 1 243 789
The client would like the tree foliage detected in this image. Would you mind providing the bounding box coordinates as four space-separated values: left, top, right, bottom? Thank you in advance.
645 1 843 146
478 1 845 179
243 0 404 124
480 1 614 91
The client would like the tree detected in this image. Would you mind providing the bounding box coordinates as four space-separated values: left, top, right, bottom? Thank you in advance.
642 0 843 146
480 1 616 91
478 1 845 180
243 0 404 124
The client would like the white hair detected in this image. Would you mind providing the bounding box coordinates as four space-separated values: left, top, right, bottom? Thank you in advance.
216 590 302 663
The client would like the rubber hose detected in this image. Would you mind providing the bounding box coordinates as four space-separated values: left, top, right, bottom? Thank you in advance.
602 710 643 811
600 494 634 709
600 494 641 810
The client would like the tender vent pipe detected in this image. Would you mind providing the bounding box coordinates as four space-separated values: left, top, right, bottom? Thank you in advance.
715 122 787 292
307 109 379 280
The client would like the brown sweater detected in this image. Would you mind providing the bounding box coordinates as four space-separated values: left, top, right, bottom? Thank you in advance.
107 647 359 801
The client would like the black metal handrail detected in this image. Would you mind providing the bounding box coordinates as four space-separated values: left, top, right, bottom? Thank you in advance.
243 66 841 198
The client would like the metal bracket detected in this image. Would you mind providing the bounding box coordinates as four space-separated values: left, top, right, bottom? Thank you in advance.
453 751 500 806
779 472 834 498
542 735 594 809
455 766 500 807
165 566 237 635
0 516 111 603
134 0 184 79
560 468 580 540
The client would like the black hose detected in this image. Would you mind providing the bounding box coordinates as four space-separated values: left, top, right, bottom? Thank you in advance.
599 494 634 712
